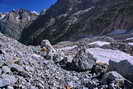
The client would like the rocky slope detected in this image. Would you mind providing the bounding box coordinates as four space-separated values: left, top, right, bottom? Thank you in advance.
0 9 38 40
0 0 133 88
0 32 133 89
19 0 133 45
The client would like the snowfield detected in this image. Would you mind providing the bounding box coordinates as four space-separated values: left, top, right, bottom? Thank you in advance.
87 48 133 64
59 45 78 51
89 41 110 47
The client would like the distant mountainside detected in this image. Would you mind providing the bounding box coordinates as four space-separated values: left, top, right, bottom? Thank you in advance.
0 9 38 40
0 0 133 45
19 0 133 45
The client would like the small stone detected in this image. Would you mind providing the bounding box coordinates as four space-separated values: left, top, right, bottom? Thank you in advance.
0 50 3 54
0 74 17 87
7 86 14 89
0 69 2 74
2 66 11 74
30 86 38 89
0 61 5 67
10 64 24 72
25 66 34 72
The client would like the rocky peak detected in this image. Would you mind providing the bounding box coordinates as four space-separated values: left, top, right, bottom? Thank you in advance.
0 9 38 40
0 13 6 20
1 9 38 23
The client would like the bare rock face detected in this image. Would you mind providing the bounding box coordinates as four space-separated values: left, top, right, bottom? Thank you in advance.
19 0 133 45
0 9 38 40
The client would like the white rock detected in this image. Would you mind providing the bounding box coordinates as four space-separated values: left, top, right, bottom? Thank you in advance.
7 86 14 89
2 66 11 74
0 75 17 87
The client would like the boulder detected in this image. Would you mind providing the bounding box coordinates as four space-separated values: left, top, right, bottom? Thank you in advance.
101 71 133 89
102 71 125 83
40 40 56 59
2 66 11 74
72 47 96 72
91 62 109 79
0 74 17 88
109 60 133 82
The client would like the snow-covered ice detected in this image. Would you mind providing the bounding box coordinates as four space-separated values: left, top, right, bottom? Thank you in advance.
128 43 133 46
89 41 110 47
126 37 133 40
109 29 126 35
87 48 133 64
59 45 77 51
0 14 6 20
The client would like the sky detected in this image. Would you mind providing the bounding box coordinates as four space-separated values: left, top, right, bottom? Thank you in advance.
0 0 57 12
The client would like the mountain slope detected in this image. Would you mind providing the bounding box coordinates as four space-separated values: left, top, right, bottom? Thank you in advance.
0 9 38 40
20 0 133 45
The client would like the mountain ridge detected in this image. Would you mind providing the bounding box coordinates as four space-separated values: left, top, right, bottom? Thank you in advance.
0 8 39 40
19 0 133 45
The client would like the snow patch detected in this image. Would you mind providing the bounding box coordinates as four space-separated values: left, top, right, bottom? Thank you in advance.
32 11 39 15
87 48 133 64
89 41 110 47
109 29 126 35
73 7 94 16
59 45 77 51
16 16 20 22
128 43 133 46
0 14 6 20
126 37 133 40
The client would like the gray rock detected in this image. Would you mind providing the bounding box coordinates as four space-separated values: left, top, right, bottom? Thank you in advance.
7 86 14 89
53 49 65 63
1 27 133 89
40 40 56 59
72 47 96 71
0 69 2 75
10 64 24 72
2 66 11 74
109 60 133 82
102 71 133 89
91 62 109 79
0 74 17 87
102 71 125 83
0 9 38 40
